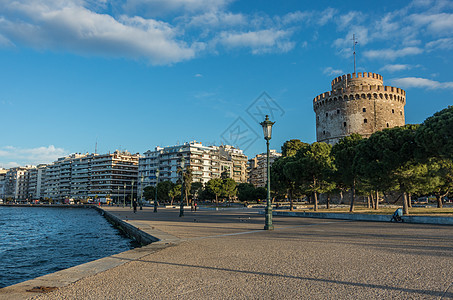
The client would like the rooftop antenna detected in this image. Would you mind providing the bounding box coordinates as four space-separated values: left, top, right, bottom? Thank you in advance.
95 138 98 154
352 34 358 74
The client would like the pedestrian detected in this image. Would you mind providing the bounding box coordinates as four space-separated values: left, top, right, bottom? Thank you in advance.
133 199 137 213
194 202 197 211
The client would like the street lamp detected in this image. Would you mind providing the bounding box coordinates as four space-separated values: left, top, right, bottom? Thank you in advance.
139 175 144 210
260 115 275 230
179 157 185 217
130 180 135 209
154 169 159 213
123 183 126 208
117 186 120 206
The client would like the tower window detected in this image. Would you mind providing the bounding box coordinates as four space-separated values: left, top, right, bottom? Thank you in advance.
326 113 328 117
343 122 347 127
400 111 402 115
387 123 389 127
337 109 340 114
392 109 394 114
364 119 368 123
363 108 366 112
323 130 326 135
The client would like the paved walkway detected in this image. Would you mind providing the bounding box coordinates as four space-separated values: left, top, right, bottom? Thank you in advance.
3 207 453 299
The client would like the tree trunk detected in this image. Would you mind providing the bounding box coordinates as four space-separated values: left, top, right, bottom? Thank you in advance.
338 191 343 205
374 190 379 210
170 197 174 206
289 189 294 211
313 192 318 211
349 181 355 212
402 192 409 215
215 194 218 205
436 195 443 208
367 194 372 209
407 193 412 208
326 194 330 209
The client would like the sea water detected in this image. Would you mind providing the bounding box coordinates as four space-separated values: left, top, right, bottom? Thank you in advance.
0 206 134 288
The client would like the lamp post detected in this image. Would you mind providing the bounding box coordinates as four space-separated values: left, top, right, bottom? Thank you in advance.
154 169 159 213
123 183 126 208
130 180 135 209
260 115 275 230
117 186 120 206
139 175 144 210
179 157 185 217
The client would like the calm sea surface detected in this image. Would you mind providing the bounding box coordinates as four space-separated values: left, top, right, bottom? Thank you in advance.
0 206 134 288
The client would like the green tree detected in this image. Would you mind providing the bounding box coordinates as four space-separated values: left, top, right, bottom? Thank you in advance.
332 133 363 212
168 184 181 206
416 106 453 159
237 183 256 202
281 139 306 157
156 181 175 203
426 158 453 208
285 142 336 211
183 166 193 206
190 182 203 200
143 186 155 201
222 178 237 200
206 178 223 204
355 125 421 215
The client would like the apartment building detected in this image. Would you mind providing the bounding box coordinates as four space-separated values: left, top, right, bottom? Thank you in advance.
248 150 282 187
4 166 33 201
0 168 8 199
138 141 248 194
89 151 140 202
27 164 47 199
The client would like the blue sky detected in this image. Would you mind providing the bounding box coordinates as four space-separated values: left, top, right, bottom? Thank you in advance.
0 0 452 168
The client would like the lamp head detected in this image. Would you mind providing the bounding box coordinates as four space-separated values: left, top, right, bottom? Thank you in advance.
260 115 275 140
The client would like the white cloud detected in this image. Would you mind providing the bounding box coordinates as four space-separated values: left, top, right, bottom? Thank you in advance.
426 38 453 50
379 64 412 72
194 73 203 77
364 47 424 60
187 11 246 28
218 29 295 54
410 13 453 34
121 0 233 17
0 1 199 65
323 67 344 76
0 145 68 168
390 77 453 89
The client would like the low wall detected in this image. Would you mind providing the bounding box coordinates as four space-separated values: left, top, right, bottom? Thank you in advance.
94 207 159 245
270 211 453 225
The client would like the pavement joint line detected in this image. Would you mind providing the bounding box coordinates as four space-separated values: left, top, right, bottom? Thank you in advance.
179 220 345 242
440 279 453 300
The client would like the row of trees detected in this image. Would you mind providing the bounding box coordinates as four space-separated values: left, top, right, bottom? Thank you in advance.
143 169 248 205
271 106 453 214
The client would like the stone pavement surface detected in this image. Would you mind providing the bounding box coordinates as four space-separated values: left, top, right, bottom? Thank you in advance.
8 207 453 299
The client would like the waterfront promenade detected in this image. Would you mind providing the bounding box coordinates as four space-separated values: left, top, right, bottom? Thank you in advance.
2 207 453 299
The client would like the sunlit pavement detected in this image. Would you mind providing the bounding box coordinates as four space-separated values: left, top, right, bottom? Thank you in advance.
34 207 453 299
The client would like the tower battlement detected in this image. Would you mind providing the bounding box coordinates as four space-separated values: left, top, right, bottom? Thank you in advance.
331 72 383 90
312 71 406 145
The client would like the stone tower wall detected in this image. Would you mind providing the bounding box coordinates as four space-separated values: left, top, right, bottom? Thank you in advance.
313 72 406 144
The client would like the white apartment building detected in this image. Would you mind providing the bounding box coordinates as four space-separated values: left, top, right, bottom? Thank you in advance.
0 168 8 199
27 164 47 200
138 141 248 194
248 150 282 187
89 151 140 202
4 166 33 201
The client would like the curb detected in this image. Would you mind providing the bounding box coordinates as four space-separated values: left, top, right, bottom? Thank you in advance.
270 211 453 225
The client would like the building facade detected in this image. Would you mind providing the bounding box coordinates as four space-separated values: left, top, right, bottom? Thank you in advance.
248 150 282 187
313 72 406 144
138 141 248 195
4 166 33 201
